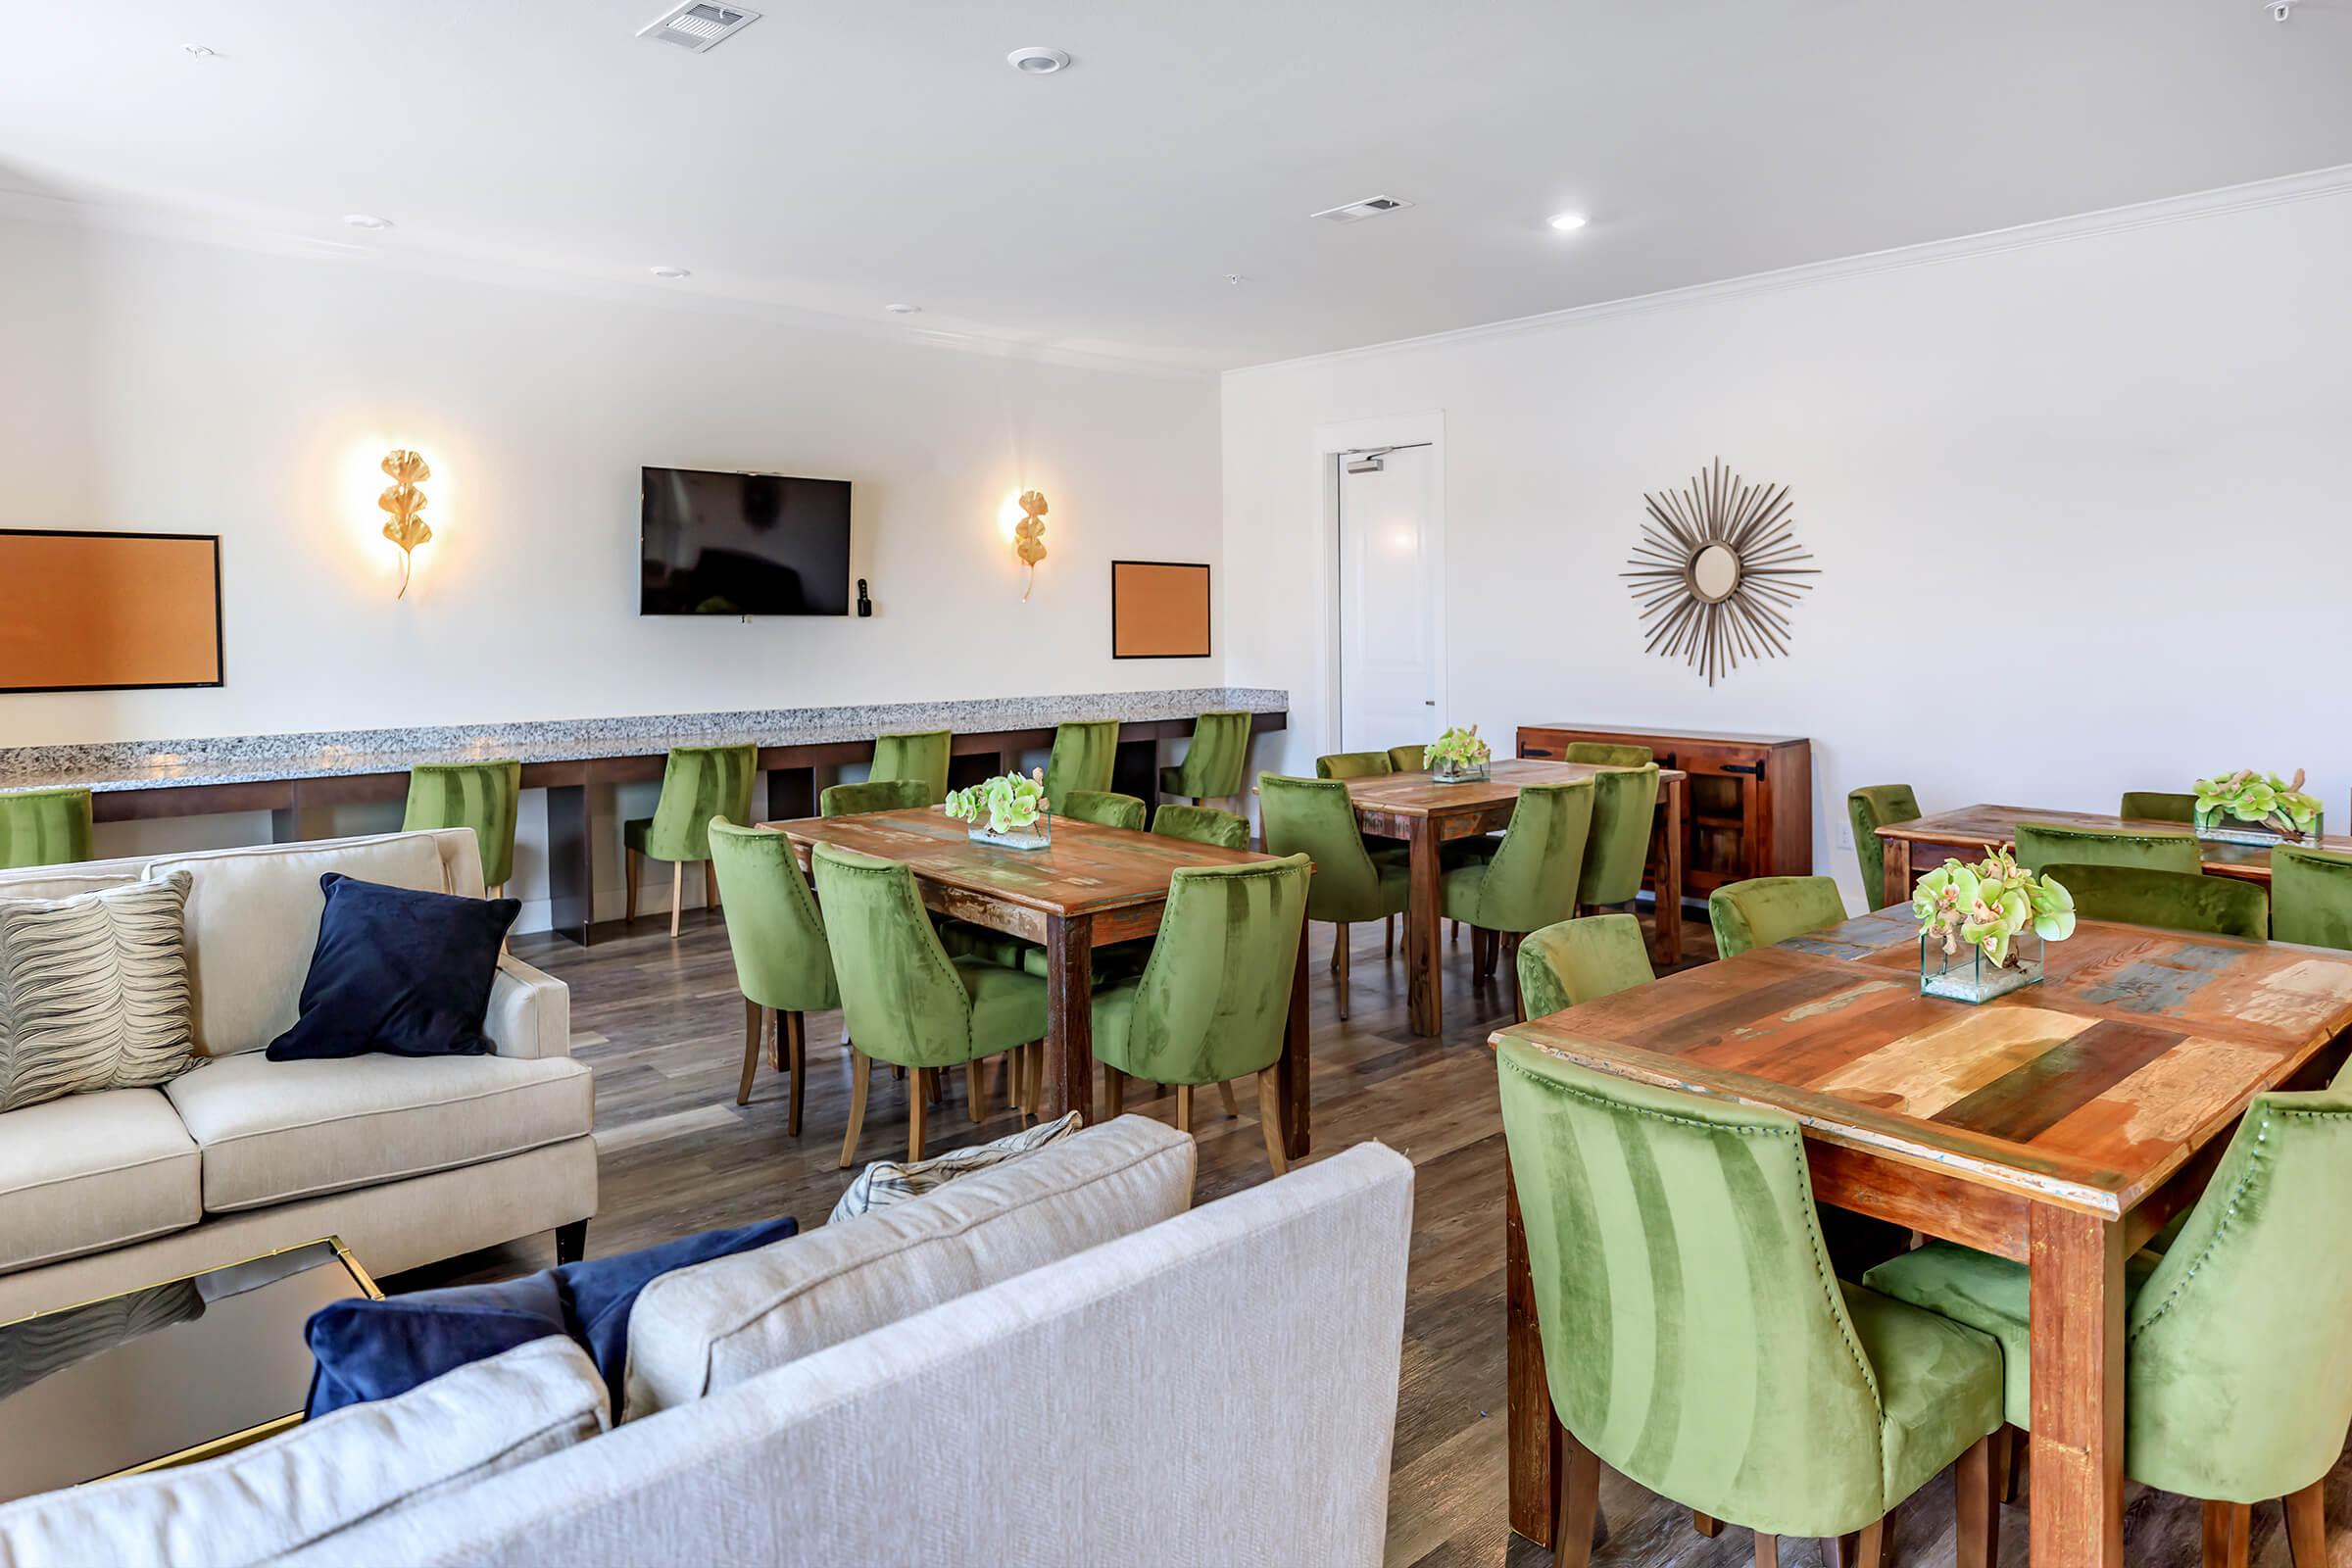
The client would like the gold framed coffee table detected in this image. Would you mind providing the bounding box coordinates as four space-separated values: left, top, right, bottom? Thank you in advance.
0 1237 380 1501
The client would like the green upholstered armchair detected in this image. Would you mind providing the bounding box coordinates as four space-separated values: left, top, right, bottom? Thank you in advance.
1499 1042 2002 1567
2014 821 2201 875
1259 773 1408 1022
1578 763 1659 908
1562 741 1652 767
403 760 521 895
1314 751 1394 780
1042 720 1121 808
707 820 837 1129
1516 913 1654 1019
1059 790 1147 832
1866 1081 2352 1553
811 844 1047 1165
820 778 932 817
2273 846 2352 951
1152 803 1249 850
1386 744 1429 774
1708 875 1847 958
624 744 757 938
1157 710 1251 806
1445 780 1594 1020
2121 790 2198 824
2037 862 2270 940
1092 855 1308 1173
868 729 952 806
0 786 94 871
1846 784 1922 903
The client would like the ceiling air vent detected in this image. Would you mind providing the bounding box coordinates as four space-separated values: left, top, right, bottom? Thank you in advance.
637 2 761 52
1311 195 1414 224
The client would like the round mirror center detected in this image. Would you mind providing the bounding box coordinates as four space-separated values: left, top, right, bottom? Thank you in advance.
1691 543 1740 602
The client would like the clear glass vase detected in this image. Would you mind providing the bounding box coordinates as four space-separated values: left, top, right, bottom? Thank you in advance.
966 811 1052 851
1431 760 1491 784
1919 930 2043 1004
2193 802 2323 849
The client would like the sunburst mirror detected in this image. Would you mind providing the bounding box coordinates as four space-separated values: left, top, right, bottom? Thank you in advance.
1623 457 1817 686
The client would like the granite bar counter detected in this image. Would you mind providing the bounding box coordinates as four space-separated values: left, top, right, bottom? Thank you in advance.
0 686 1288 944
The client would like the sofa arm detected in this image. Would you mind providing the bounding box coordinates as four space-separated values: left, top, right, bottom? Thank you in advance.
485 956 571 1059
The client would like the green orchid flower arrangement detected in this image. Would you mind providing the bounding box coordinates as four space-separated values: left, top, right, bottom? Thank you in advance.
2192 767 2322 842
944 768 1049 836
1424 725 1492 775
1913 842 2076 970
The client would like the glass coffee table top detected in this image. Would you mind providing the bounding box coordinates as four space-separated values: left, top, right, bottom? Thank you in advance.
0 1238 379 1502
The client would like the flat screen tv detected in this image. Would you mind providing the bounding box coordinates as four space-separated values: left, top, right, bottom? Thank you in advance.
640 467 851 616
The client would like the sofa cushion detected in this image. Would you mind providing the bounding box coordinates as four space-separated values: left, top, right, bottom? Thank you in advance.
0 1088 200 1275
146 834 453 1058
0 1336 608 1568
624 1113 1194 1416
267 875 519 1061
829 1110 1081 1223
164 1052 594 1213
0 873 195 1110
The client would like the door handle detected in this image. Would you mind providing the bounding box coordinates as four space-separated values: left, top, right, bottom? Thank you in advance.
1423 700 1436 706
1723 761 1766 778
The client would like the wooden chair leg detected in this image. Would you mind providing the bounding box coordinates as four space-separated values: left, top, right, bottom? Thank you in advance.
1174 1084 1193 1134
838 1051 870 1167
1995 1423 2025 1504
624 849 640 923
1330 921 1347 972
1334 926 1350 1020
2283 1480 2327 1568
1694 1512 1723 1537
1553 1423 1602 1568
703 859 719 914
668 861 683 940
965 1059 988 1123
785 1011 804 1138
1257 1069 1288 1174
1754 1534 1779 1568
1216 1079 1240 1117
1450 917 1460 945
2202 1500 2251 1568
907 1071 929 1162
1385 913 1395 957
1105 1067 1125 1118
1026 1043 1043 1117
736 997 761 1106
1829 1519 1886 1568
1955 1432 1994 1568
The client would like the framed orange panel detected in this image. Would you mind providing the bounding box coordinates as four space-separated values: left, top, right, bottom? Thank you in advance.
0 530 224 693
1110 560 1210 660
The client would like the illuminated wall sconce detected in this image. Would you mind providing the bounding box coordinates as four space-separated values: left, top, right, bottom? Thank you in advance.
378 448 433 599
1012 489 1048 600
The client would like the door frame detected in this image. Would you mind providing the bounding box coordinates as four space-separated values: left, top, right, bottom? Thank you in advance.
1313 412 1447 758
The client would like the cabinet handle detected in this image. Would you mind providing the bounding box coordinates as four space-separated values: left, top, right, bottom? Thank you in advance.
1723 760 1766 778
1659 753 1677 770
1522 747 1553 759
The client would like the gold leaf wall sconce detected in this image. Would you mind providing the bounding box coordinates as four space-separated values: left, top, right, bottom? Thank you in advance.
378 448 432 600
1013 489 1048 600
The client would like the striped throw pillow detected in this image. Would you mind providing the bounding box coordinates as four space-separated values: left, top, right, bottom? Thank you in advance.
829 1111 1084 1225
0 872 195 1110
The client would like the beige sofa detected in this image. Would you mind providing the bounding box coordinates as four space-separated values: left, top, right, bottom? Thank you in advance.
0 829 595 1322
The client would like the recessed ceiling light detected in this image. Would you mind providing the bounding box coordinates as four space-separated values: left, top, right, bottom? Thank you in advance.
182 43 219 59
650 266 692 279
342 214 393 230
1006 46 1070 74
1547 212 1590 232
884 303 921 315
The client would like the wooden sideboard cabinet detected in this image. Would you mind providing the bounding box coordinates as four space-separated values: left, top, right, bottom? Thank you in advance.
1516 723 1813 900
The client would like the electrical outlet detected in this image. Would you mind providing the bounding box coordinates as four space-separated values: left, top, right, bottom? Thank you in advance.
1835 820 1855 851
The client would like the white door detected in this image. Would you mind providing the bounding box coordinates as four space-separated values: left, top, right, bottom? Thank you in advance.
1336 444 1441 758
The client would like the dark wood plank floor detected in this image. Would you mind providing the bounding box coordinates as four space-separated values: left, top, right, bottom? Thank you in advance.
399 907 2351 1568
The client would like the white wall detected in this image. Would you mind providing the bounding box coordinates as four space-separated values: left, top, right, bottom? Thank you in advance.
0 214 1223 926
1221 179 2352 911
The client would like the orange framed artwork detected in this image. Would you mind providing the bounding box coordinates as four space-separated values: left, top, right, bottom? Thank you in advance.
1110 560 1210 660
0 529 224 693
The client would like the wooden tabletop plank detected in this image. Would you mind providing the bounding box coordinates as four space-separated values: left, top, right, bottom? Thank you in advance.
1878 803 2352 879
1332 757 1686 819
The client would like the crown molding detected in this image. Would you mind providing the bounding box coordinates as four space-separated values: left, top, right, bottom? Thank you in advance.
1224 162 2352 382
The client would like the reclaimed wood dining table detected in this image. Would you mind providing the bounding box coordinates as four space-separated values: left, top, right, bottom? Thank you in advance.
765 806 1311 1156
1493 906 2352 1568
1337 759 1688 1039
1875 803 2352 909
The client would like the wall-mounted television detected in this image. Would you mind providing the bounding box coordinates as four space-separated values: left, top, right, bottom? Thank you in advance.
640 467 851 616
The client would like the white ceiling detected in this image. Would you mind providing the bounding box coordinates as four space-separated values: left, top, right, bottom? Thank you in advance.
6 2 2351 372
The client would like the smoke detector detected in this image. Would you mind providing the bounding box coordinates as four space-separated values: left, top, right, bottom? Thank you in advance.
1006 47 1071 74
637 3 760 52
1311 195 1414 224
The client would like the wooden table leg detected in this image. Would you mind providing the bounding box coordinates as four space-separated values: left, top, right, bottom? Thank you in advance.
1279 928 1311 1158
1653 775 1686 966
1881 834 1914 912
1405 818 1445 1037
1042 911 1098 1126
2029 1204 2127 1568
1505 1147 1561 1547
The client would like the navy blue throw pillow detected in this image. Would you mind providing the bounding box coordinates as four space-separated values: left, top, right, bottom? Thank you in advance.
304 1214 799 1418
267 873 520 1060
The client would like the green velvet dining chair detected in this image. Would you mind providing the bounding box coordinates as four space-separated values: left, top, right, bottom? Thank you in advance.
811 843 1048 1165
820 778 932 818
1562 741 1652 767
1058 789 1147 832
1092 855 1309 1174
1499 1041 2003 1568
2038 862 2270 941
1708 875 1848 958
2121 790 2198 824
1152 802 1249 850
1157 710 1251 808
2014 821 2202 875
2272 846 2352 951
1578 763 1659 911
625 743 757 939
1042 720 1121 808
1515 912 1654 1018
868 729 952 806
0 786 94 871
1314 751 1395 780
1444 778 1595 1021
1846 784 1922 904
1258 773 1408 1022
402 760 522 896
1387 744 1429 774
1864 1079 2352 1564
707 820 837 1132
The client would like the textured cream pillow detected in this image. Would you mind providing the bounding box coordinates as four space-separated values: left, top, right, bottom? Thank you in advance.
829 1110 1083 1223
0 871 194 1111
